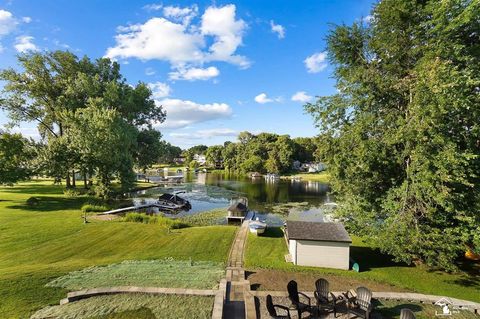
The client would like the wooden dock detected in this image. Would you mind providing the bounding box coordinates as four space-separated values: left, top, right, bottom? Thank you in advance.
99 203 179 215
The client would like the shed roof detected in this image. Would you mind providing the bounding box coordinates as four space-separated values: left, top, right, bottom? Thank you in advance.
286 221 351 243
228 202 247 213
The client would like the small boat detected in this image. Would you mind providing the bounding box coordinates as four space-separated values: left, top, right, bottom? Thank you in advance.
157 192 191 210
249 218 267 235
202 168 208 173
264 173 279 180
250 172 262 178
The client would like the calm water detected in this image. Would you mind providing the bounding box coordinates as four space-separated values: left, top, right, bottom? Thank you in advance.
133 172 334 225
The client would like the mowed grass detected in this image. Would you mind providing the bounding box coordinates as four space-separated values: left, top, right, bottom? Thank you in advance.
0 180 236 318
245 228 480 303
31 294 214 319
47 260 225 290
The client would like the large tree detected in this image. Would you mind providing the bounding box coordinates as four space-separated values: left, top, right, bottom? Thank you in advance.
306 0 480 270
0 51 165 188
0 132 35 185
0 51 165 193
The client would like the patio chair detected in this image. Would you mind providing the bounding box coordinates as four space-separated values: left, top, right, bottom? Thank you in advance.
314 278 340 318
346 286 373 319
400 308 416 319
266 294 291 319
287 280 312 318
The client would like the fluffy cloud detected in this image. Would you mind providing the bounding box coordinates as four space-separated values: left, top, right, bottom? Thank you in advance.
270 20 285 39
22 16 32 23
291 91 313 103
0 9 17 36
148 82 171 99
155 98 232 128
163 5 198 25
14 36 38 53
304 51 328 73
169 66 219 81
143 3 162 11
145 67 155 76
106 4 249 70
170 128 237 139
254 93 272 104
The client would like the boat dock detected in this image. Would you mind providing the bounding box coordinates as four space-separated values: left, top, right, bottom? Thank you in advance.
99 203 179 215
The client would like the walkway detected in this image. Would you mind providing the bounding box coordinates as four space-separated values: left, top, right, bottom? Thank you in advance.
222 220 257 319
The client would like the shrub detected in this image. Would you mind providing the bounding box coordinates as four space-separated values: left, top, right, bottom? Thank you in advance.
26 197 40 206
81 204 109 213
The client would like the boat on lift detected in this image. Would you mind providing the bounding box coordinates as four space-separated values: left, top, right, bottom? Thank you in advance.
157 191 191 210
249 218 267 235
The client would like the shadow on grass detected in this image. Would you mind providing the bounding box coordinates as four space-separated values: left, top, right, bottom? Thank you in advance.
447 259 480 288
0 184 65 195
259 227 284 238
374 300 422 317
350 246 409 271
7 196 90 212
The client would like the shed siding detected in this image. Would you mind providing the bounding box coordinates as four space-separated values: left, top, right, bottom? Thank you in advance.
295 240 350 270
289 239 297 264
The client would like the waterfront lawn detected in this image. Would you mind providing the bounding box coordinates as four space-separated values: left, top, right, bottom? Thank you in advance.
0 180 236 318
31 294 214 319
281 171 330 182
245 228 480 303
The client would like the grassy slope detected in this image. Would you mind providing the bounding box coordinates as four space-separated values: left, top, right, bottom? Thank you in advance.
245 228 480 303
0 180 236 318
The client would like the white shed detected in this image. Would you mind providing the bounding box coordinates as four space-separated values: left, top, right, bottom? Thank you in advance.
286 221 351 270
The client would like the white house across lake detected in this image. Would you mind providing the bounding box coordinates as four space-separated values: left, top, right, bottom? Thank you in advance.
286 221 351 270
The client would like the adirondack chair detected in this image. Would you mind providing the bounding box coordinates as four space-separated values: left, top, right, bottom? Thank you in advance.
266 294 291 319
400 308 416 319
346 286 373 319
287 280 312 318
314 278 339 317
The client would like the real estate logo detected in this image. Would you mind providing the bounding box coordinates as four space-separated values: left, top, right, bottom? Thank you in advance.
435 297 460 317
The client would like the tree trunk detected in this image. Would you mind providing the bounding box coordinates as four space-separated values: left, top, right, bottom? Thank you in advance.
66 171 71 188
83 172 88 189
72 170 76 188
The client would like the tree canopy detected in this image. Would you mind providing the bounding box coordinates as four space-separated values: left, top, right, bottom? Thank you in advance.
306 0 480 270
0 51 166 195
0 132 35 185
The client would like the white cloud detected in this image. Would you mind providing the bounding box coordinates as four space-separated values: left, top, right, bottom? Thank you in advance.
163 5 198 25
291 91 313 103
155 98 232 129
106 4 249 70
0 43 3 53
0 9 17 36
170 128 237 139
201 4 249 68
145 67 156 76
106 18 204 64
148 82 171 99
143 3 162 11
14 36 38 53
22 16 32 23
270 20 285 39
254 93 272 104
304 51 328 73
169 66 219 81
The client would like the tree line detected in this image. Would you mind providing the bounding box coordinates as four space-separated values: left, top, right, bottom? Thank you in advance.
0 51 166 198
182 132 320 174
305 0 480 270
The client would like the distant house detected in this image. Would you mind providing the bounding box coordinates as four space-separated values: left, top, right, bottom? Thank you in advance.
193 154 207 165
173 157 185 164
286 221 351 270
301 162 327 172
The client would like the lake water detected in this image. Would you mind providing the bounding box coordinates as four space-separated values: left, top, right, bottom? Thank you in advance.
133 172 335 225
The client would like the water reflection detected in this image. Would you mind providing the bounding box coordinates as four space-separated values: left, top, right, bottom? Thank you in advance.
134 172 333 224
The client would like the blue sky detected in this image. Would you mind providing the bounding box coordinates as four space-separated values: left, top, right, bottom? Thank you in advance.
0 0 375 148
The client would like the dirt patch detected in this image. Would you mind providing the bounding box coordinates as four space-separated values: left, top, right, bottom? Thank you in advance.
246 269 407 292
90 214 121 221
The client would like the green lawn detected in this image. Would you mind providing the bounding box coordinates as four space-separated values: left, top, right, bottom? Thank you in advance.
0 180 236 318
245 228 480 303
280 171 331 182
31 294 214 319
